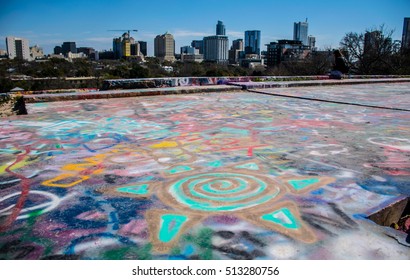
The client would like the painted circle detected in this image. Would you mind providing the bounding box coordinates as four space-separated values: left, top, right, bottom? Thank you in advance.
0 190 61 219
169 173 281 212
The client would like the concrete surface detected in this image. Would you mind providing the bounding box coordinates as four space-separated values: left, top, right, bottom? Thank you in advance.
0 82 409 260
231 77 410 89
250 82 410 111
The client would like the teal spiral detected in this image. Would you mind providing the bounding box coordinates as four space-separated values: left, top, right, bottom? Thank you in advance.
169 173 280 212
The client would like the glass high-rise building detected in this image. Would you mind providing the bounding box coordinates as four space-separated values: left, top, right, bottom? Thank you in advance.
244 30 261 56
62 42 77 55
293 20 309 46
191 40 204 54
138 41 147 56
402 17 410 50
216 21 226 36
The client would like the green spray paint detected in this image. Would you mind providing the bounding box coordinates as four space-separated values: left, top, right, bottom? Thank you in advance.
183 228 213 260
103 243 152 260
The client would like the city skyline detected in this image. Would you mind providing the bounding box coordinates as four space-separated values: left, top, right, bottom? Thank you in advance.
0 0 409 56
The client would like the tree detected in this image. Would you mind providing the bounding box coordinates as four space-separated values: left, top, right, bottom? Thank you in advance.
340 25 400 74
129 63 150 78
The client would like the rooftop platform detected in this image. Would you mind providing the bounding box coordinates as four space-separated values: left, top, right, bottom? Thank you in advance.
21 76 410 103
0 81 409 260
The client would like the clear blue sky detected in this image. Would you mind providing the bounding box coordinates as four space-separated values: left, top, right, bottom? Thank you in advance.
0 0 409 56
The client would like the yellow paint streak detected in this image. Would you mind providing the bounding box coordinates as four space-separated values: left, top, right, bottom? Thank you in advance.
0 157 39 174
62 154 106 171
42 154 106 188
42 174 90 188
150 141 178 149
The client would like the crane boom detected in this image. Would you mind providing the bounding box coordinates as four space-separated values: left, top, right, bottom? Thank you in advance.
108 29 138 37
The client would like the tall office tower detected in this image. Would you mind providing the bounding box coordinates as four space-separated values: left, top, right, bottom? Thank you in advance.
308 35 316 50
229 39 244 64
402 17 410 50
154 32 175 62
138 41 147 56
54 46 62 55
244 30 261 56
216 20 226 36
130 42 140 56
113 37 123 58
364 30 382 53
203 35 229 64
191 40 204 54
6 36 31 60
293 20 309 46
62 42 77 56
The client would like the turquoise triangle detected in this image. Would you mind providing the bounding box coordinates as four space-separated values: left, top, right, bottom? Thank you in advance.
117 184 149 195
261 208 300 229
235 162 260 170
288 178 319 190
159 214 188 243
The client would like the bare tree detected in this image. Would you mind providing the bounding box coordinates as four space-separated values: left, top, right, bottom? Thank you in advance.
340 25 399 74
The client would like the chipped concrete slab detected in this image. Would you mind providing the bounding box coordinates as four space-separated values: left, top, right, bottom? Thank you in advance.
0 83 409 260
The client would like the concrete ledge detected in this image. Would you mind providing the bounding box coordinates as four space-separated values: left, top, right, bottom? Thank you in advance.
231 78 410 89
24 85 242 103
21 77 410 103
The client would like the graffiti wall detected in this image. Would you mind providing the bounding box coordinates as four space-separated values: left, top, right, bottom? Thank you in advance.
101 76 251 90
1 83 409 259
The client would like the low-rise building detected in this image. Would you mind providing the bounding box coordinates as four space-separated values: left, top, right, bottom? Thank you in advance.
266 39 310 67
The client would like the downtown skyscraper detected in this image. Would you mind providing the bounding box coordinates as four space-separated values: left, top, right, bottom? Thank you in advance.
244 30 261 56
293 20 309 46
216 20 226 36
154 32 175 62
402 17 410 50
203 21 229 64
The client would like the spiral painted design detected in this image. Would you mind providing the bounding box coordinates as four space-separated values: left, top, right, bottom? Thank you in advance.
169 173 281 212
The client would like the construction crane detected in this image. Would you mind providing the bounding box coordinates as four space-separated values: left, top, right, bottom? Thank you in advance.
108 29 138 38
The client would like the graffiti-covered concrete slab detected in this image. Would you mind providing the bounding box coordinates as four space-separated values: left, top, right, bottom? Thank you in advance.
251 83 410 111
23 85 241 103
0 83 409 260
